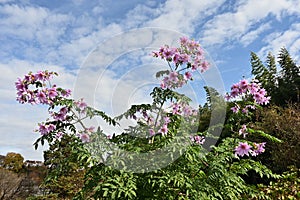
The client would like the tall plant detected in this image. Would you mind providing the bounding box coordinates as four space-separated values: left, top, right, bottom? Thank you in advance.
16 37 281 199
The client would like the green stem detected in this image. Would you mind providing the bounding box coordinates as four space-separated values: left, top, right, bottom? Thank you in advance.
70 108 88 130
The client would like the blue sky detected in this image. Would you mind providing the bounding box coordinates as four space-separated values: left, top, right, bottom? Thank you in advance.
1 0 300 160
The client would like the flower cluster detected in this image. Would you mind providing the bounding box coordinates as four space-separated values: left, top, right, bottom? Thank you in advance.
170 101 198 118
226 79 270 105
15 71 71 105
38 123 56 135
226 79 270 158
51 107 69 121
160 71 186 89
129 101 198 138
226 79 270 114
153 37 209 71
234 142 266 157
16 71 94 143
153 37 209 89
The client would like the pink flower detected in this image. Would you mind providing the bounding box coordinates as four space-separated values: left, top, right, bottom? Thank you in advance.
37 91 48 104
184 71 192 80
224 94 231 101
235 142 251 157
107 134 112 139
149 129 155 136
196 47 204 57
160 80 167 89
85 126 95 133
55 132 63 139
34 71 46 81
53 107 68 121
47 124 55 132
173 53 180 64
38 124 48 135
179 53 189 63
231 105 240 113
249 83 259 94
191 64 197 71
80 133 90 143
38 124 55 135
163 48 174 60
163 116 171 124
169 71 179 82
242 108 249 114
15 78 26 91
200 61 209 72
194 136 205 144
61 89 72 97
239 79 249 92
76 98 87 111
172 103 181 115
182 105 192 116
246 105 256 110
48 87 58 100
180 36 189 45
252 142 266 156
190 135 205 144
159 124 168 136
238 124 248 138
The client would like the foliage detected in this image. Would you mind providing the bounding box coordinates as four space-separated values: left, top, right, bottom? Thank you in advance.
41 134 87 199
256 166 300 200
3 152 24 173
251 103 300 173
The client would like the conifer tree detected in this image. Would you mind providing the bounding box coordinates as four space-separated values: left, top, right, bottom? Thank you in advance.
250 48 300 106
277 47 300 104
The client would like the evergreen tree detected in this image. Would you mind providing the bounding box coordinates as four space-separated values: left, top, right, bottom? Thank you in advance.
265 52 277 94
250 48 300 106
250 52 268 85
277 47 300 105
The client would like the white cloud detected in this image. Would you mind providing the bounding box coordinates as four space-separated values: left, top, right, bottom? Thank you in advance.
201 0 300 46
240 23 272 46
143 0 225 35
1 4 49 39
258 22 300 62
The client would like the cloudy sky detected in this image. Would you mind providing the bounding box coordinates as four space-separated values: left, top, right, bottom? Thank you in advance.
1 0 300 161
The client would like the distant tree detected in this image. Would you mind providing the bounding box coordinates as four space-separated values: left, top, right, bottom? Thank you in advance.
276 47 300 105
0 168 23 200
3 152 24 173
250 48 300 106
251 52 269 86
265 52 277 94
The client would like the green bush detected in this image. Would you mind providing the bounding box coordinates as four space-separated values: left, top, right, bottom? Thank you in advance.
256 166 300 200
